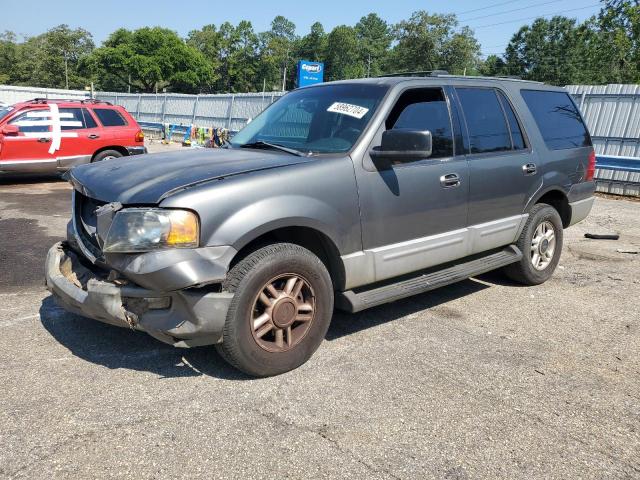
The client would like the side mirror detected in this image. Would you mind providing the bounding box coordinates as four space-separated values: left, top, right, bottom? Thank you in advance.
370 129 432 168
1 124 19 136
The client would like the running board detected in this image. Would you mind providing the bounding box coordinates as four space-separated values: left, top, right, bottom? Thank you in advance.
335 245 522 313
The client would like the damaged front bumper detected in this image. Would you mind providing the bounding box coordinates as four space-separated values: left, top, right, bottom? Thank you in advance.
45 242 233 347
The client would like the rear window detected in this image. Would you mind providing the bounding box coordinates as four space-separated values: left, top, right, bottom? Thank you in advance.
521 90 591 150
93 108 127 127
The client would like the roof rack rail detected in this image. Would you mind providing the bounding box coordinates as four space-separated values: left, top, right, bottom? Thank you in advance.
377 70 450 78
28 97 113 106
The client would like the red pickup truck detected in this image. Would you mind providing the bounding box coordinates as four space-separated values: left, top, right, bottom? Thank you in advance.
0 98 146 173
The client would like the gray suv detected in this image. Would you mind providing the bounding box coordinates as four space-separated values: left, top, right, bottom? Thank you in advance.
45 74 596 376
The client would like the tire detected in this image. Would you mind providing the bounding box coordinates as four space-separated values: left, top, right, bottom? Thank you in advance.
92 149 123 163
216 243 334 377
503 203 563 286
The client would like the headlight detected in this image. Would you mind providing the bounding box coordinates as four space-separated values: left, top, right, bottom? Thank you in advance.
103 208 199 253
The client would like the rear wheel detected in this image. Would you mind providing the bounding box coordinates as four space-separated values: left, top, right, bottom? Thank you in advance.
503 203 563 285
216 243 334 377
92 149 123 163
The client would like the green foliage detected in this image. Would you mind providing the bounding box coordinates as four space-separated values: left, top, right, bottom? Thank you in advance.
355 14 392 77
491 2 640 84
325 26 365 81
85 27 214 93
385 11 480 75
3 25 94 89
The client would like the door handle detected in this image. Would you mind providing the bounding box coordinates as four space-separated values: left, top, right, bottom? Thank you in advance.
87 134 100 139
37 137 51 143
440 173 461 188
522 163 537 175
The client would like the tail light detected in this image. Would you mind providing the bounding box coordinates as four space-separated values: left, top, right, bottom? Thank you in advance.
585 150 596 181
135 130 144 143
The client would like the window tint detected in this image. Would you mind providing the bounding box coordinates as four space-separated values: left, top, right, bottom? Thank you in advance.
456 88 512 154
82 108 98 128
93 108 127 127
497 90 526 150
521 90 591 150
59 108 86 130
387 89 453 159
9 110 49 133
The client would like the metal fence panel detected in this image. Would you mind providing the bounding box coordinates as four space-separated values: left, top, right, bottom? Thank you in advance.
567 84 640 158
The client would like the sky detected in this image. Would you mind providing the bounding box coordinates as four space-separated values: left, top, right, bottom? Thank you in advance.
1 0 602 58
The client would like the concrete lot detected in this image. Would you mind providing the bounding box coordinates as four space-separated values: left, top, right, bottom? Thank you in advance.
0 151 639 479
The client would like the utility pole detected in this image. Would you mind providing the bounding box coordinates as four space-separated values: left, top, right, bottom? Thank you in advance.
128 74 131 93
64 51 69 90
282 47 290 92
367 53 372 78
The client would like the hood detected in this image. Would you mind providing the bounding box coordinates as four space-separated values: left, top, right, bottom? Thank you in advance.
68 148 314 204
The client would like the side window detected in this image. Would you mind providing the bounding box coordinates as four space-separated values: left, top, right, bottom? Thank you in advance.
9 110 49 133
456 88 512 154
93 108 127 127
59 108 86 130
386 88 454 159
497 90 526 150
521 90 591 150
82 108 98 129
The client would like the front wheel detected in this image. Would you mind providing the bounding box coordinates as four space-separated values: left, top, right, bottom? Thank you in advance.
216 243 334 377
503 203 564 285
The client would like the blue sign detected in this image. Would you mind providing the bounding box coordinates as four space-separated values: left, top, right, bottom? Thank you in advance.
297 61 324 88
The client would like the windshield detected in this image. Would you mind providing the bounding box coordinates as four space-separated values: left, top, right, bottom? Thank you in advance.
231 84 388 154
0 105 14 122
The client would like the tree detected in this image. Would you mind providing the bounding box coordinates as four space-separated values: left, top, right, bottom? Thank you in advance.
325 26 365 81
479 54 508 77
11 25 94 89
296 22 327 62
85 27 214 93
355 13 392 77
186 24 223 90
0 31 18 84
258 16 299 90
386 11 480 75
504 17 581 85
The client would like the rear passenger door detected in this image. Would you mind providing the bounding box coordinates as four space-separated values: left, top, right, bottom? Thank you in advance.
454 87 540 227
55 107 103 168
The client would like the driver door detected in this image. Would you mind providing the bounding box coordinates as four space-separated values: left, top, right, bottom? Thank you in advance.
356 87 469 282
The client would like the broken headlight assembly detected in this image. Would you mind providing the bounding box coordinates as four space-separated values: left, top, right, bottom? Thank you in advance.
103 208 199 253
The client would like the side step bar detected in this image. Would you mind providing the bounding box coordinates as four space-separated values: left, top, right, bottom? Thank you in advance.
335 245 522 313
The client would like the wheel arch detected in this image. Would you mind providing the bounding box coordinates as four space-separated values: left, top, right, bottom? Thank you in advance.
229 224 346 290
91 146 128 161
528 187 571 228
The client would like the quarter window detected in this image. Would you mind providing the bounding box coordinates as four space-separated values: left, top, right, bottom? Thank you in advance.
521 90 591 150
93 108 127 127
456 88 512 154
386 88 454 159
82 108 98 128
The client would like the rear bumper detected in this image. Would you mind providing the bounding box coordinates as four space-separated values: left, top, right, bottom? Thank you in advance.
568 181 596 227
45 242 233 347
126 146 147 156
568 197 595 227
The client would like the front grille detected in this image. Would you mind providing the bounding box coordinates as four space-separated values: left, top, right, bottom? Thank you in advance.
73 190 106 259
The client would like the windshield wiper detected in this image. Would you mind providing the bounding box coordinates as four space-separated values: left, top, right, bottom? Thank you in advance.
239 141 308 157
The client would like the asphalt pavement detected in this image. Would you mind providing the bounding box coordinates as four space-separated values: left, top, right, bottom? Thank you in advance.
0 155 639 479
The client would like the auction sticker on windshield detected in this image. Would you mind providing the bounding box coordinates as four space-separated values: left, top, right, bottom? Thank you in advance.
327 102 369 119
